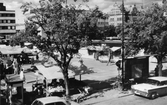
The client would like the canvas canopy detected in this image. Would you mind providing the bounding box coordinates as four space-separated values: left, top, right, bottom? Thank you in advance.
0 46 32 55
110 47 121 52
35 64 75 80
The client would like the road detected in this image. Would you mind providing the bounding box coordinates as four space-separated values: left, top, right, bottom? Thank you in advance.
90 93 167 105
22 48 167 105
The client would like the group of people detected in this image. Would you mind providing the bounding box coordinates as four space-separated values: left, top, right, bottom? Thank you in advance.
32 78 65 97
0 55 22 78
0 52 32 80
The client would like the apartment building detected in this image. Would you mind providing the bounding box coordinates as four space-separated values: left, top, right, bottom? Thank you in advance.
108 3 122 26
97 18 109 27
108 3 142 26
0 3 16 41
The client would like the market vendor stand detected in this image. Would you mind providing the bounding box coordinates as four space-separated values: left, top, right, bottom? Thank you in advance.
5 74 24 105
33 64 75 97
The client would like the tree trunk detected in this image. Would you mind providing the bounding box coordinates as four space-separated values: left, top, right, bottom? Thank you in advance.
157 57 163 76
63 68 70 99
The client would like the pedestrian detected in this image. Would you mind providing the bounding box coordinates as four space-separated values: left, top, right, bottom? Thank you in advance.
36 52 39 61
20 68 25 82
79 59 88 74
8 85 12 105
43 77 47 88
5 55 14 74
154 65 158 76
107 48 113 66
13 58 19 74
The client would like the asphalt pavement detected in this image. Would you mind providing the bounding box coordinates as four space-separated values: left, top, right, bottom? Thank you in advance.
22 48 167 105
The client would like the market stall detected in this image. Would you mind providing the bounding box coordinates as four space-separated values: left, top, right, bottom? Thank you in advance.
5 74 24 105
33 64 75 97
35 65 75 80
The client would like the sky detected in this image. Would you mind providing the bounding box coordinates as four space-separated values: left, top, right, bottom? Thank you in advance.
0 0 163 24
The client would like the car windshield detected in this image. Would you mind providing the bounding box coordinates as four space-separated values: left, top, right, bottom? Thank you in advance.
46 103 55 105
146 79 160 86
46 102 66 105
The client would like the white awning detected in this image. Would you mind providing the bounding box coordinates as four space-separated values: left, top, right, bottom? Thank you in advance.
24 42 32 46
110 47 121 52
35 64 75 80
0 46 32 55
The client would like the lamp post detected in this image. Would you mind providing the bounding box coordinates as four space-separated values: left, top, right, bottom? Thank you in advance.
121 0 125 90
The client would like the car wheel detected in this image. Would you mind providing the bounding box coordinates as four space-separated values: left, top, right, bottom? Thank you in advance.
150 93 158 99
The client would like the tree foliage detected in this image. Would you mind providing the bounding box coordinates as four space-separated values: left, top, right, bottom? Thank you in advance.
10 21 39 46
20 0 104 97
123 3 167 76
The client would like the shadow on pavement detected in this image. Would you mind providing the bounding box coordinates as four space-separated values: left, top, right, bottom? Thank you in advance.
162 69 167 76
69 65 96 75
82 77 118 98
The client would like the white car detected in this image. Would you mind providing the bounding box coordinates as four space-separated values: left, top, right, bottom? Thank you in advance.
31 96 80 105
131 76 167 99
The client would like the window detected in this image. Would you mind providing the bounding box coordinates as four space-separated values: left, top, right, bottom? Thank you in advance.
46 103 55 105
110 18 114 21
117 18 122 21
116 11 120 14
2 26 8 29
11 20 15 23
117 23 122 26
160 81 167 86
56 102 66 105
3 20 6 23
32 100 43 105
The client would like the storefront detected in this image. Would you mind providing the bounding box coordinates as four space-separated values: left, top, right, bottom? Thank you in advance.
124 55 150 84
5 74 24 105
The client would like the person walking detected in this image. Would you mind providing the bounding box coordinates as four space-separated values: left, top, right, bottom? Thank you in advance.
79 59 88 81
107 48 113 66
13 58 19 74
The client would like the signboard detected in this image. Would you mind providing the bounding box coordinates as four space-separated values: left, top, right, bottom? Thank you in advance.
124 55 149 83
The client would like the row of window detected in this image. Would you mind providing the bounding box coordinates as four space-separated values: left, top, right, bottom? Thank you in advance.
109 17 122 21
110 11 121 15
0 13 15 17
97 22 108 25
0 26 16 29
109 23 122 26
0 20 15 23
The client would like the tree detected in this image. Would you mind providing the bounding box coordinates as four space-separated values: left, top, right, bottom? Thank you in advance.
124 3 167 76
20 0 101 98
10 22 39 46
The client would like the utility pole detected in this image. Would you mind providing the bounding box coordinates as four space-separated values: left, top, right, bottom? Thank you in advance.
121 0 125 91
65 0 67 5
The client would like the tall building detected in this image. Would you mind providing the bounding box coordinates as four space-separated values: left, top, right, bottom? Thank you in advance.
108 3 123 26
108 3 142 26
97 18 109 27
0 3 16 41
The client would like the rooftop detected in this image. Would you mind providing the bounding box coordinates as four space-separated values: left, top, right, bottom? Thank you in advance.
36 96 65 104
148 76 167 82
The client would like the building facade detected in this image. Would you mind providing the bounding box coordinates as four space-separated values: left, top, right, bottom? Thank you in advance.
97 18 109 27
0 3 16 41
108 3 142 26
108 3 122 26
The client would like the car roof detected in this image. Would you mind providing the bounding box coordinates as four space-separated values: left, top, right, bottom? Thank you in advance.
35 96 66 104
148 76 167 82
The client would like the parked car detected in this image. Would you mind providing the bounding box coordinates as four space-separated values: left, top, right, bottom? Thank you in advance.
131 76 167 99
31 96 80 105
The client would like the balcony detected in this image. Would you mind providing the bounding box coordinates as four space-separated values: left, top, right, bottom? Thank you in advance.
0 23 15 26
0 10 15 14
0 17 15 20
0 29 16 33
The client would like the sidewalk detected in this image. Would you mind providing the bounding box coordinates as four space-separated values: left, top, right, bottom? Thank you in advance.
80 89 133 105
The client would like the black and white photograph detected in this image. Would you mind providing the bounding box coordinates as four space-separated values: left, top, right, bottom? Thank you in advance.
1 0 167 105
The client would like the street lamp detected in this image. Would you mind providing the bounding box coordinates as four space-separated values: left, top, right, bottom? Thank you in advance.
121 0 125 91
